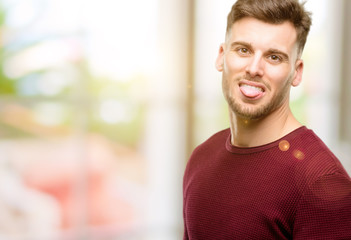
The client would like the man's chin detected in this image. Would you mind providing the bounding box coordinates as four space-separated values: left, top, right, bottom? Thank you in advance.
230 103 270 120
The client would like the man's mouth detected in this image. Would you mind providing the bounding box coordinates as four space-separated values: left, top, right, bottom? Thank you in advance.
239 83 265 99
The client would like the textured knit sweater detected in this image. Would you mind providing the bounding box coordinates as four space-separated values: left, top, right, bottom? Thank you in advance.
183 127 351 239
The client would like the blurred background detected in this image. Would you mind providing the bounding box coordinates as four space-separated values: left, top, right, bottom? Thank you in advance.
0 0 350 239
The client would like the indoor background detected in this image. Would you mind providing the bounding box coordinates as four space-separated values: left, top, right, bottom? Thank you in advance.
0 0 350 239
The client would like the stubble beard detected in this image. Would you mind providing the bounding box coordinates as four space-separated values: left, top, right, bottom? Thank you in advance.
222 75 292 120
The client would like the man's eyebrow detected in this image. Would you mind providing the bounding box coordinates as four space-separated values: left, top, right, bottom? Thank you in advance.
230 41 252 49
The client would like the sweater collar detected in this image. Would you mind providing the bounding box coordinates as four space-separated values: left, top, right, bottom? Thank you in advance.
225 126 308 154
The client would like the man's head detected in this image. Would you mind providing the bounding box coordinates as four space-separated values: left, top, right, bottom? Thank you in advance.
226 0 312 56
216 1 313 121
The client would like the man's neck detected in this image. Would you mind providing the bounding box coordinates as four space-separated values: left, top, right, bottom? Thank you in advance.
229 106 302 148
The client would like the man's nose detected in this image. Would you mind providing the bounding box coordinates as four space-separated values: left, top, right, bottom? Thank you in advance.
245 54 264 78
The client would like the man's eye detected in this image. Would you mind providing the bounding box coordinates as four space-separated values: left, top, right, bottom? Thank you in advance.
237 48 250 55
269 55 282 62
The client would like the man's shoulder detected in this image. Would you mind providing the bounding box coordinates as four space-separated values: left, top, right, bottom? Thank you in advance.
205 128 230 142
190 128 230 157
294 127 350 181
197 128 230 148
297 128 339 163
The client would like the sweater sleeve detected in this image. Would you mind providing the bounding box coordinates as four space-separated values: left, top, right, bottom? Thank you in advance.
293 172 351 239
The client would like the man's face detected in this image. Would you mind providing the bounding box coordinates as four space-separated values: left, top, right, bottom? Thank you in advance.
216 17 303 120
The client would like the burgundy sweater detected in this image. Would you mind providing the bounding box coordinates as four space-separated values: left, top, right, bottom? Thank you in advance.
183 127 351 239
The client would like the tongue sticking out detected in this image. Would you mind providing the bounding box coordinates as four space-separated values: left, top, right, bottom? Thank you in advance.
240 84 263 98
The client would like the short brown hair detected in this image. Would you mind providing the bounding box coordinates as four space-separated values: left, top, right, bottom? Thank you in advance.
226 0 312 55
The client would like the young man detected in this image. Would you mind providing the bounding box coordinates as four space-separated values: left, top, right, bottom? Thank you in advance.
183 0 351 239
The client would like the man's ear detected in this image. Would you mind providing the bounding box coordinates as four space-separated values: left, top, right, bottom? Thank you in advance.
215 44 225 72
291 59 304 87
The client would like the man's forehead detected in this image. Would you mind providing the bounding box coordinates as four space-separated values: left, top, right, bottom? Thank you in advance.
227 18 298 53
